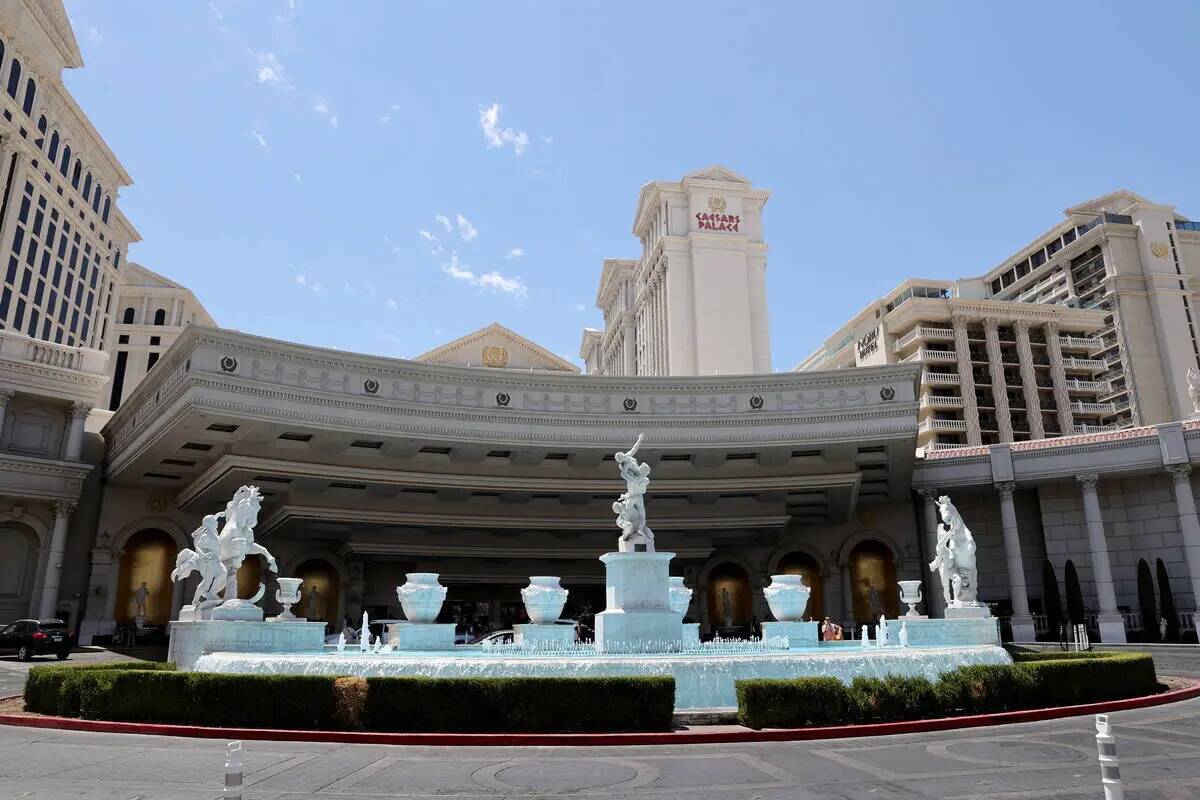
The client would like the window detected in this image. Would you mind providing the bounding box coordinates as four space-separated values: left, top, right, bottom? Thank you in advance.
108 351 128 410
47 131 59 162
71 160 81 189
59 145 70 177
91 183 101 213
153 308 166 325
101 196 110 224
81 172 91 201
6 59 21 99
146 352 159 371
21 76 35 115
122 307 134 324
117 334 128 344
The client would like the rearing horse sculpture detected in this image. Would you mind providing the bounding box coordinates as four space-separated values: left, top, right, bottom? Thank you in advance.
929 495 980 608
217 485 278 604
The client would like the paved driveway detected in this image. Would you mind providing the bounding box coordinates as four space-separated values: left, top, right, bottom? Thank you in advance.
1 695 1198 799
0 648 163 699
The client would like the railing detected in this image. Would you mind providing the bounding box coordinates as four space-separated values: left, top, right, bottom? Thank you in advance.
1075 423 1119 434
1062 357 1105 371
905 348 957 363
1071 401 1117 415
1064 379 1110 393
922 371 961 384
924 441 972 452
0 328 108 375
920 393 964 408
893 326 955 351
1058 335 1102 351
918 418 968 433
1176 220 1200 232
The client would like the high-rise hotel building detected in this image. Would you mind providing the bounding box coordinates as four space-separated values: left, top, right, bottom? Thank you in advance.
800 191 1200 453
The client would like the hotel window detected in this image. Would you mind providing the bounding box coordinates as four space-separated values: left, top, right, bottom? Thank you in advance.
101 196 110 224
47 130 59 162
153 308 166 325
91 183 102 213
122 307 134 324
21 77 34 116
71 161 81 189
59 145 70 177
81 173 92 202
6 59 20 99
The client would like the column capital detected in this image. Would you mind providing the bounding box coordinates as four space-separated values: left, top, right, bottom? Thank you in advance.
916 487 938 501
951 314 971 328
1014 319 1031 334
1075 472 1101 489
1166 463 1193 481
1044 320 1060 334
70 401 93 419
983 316 1000 332
52 500 76 518
0 388 14 405
995 481 1016 500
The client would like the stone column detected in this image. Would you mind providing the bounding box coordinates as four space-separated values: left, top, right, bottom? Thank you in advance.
38 501 75 619
1167 464 1200 634
0 388 14 440
62 402 90 461
996 482 1037 640
1046 322 1076 436
840 562 853 627
984 318 1014 442
78 534 114 645
621 314 636 376
951 314 982 445
1014 320 1044 438
1076 473 1127 642
917 488 945 617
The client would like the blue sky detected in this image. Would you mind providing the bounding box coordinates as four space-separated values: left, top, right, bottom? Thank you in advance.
63 1 1200 370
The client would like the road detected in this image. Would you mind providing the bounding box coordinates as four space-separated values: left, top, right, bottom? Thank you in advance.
0 648 164 700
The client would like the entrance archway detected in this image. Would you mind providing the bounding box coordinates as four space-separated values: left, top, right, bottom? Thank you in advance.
0 524 39 621
295 559 340 625
775 551 822 620
706 562 752 631
235 555 265 601
848 539 898 623
114 529 177 625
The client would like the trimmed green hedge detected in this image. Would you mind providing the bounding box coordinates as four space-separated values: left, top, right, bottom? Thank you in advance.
1009 650 1120 662
24 661 175 717
737 652 1158 729
364 676 675 733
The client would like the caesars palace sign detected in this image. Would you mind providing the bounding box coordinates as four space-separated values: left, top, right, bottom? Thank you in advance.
695 195 740 233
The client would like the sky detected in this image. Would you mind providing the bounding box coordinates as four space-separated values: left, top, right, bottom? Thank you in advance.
61 1 1200 371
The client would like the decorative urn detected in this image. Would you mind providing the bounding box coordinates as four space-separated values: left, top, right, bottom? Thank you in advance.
521 576 569 625
274 577 304 620
763 574 811 622
668 577 693 616
897 580 924 617
396 572 447 624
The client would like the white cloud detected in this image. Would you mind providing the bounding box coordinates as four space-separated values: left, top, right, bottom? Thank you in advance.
379 104 402 125
418 230 438 243
572 303 587 312
294 273 323 294
295 273 307 286
435 214 452 233
478 102 529 155
208 2 224 20
441 253 527 300
292 173 302 183
88 26 103 43
312 99 338 127
455 213 478 242
505 247 524 260
251 130 269 150
252 51 290 88
386 298 398 310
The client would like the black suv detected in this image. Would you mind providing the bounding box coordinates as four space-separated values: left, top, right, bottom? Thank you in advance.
0 619 72 661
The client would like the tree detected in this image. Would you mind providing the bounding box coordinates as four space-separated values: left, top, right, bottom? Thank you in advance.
1156 559 1180 642
1136 559 1157 641
1064 560 1085 626
1041 559 1062 640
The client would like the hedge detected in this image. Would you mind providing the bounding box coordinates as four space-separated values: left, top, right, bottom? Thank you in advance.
24 661 175 717
363 676 675 733
737 652 1157 729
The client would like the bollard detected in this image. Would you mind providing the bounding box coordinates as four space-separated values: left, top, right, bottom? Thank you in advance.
1095 714 1124 800
225 740 244 800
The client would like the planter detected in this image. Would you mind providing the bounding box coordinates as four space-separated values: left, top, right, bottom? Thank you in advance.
668 577 693 616
521 576 569 625
763 575 811 622
271 578 304 621
396 573 447 624
898 580 924 617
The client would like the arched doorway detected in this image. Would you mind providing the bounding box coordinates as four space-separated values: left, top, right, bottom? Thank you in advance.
235 555 265 601
0 524 39 621
706 562 752 632
775 551 822 620
295 559 340 625
115 529 177 625
848 540 898 623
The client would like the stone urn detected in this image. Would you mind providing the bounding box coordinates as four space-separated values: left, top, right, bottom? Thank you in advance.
898 580 924 617
668 577 693 616
763 574 811 622
273 577 304 621
396 573 447 624
521 576 569 625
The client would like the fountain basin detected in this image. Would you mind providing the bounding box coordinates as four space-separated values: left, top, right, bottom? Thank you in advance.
193 643 1011 710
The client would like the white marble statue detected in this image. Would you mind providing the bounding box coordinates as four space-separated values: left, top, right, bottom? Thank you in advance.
929 495 982 608
133 582 150 617
613 435 655 552
217 486 278 607
172 512 230 610
1188 367 1200 415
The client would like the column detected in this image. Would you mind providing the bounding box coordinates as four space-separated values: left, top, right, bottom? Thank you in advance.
0 388 14 440
1014 320 1045 438
38 501 75 619
840 562 853 627
984 317 1014 441
951 315 982 445
62 402 90 461
996 482 1036 640
621 315 636 376
918 488 946 617
1076 473 1127 642
1046 322 1076 436
1167 465 1200 634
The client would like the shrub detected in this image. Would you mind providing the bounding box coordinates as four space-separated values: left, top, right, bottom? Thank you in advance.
333 677 367 730
849 675 940 722
363 676 675 733
1009 650 1120 662
24 661 175 716
78 672 343 730
736 677 852 729
936 664 1035 714
1018 653 1156 705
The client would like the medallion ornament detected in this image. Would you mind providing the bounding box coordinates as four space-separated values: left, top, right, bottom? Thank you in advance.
482 346 508 368
1151 241 1170 259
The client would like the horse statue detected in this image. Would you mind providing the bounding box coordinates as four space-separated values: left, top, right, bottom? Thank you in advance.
929 495 981 608
171 512 232 610
612 434 655 552
217 485 278 605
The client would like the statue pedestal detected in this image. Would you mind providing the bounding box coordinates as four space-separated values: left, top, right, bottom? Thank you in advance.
386 622 456 651
880 617 1000 647
514 623 575 648
762 620 819 649
1009 614 1037 642
209 600 266 622
945 605 991 620
681 622 700 646
594 551 682 653
168 619 325 671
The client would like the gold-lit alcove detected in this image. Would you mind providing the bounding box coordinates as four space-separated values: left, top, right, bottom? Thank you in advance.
848 539 898 623
115 529 177 625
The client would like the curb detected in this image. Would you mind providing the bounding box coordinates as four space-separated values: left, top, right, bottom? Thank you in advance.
2 679 1197 747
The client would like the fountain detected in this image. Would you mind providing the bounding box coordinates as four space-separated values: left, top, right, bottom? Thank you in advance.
181 443 1011 711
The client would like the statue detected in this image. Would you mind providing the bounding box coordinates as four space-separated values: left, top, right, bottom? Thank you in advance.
1188 367 1200 416
305 584 321 620
867 583 882 619
720 587 734 628
612 435 654 552
172 512 230 611
929 495 982 608
133 582 150 617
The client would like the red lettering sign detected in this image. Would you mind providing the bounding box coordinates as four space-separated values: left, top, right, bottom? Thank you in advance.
695 212 741 233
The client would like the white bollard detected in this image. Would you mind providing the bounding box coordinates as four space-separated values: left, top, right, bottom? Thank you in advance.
1095 714 1124 800
225 740 244 800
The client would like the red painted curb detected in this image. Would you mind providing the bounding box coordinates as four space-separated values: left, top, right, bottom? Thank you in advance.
2 679 1197 747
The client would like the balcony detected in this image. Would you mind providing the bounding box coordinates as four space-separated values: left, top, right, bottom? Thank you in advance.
893 326 955 352
1064 379 1110 393
1062 357 1105 371
922 371 961 385
923 441 972 452
902 348 958 363
918 418 968 434
1058 335 1102 351
0 328 109 406
920 393 964 408
1071 401 1118 415
1075 423 1120 434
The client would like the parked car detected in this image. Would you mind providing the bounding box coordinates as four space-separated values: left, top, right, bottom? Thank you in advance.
0 619 72 661
470 630 514 646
